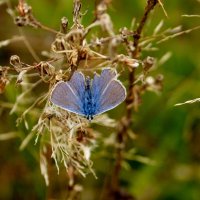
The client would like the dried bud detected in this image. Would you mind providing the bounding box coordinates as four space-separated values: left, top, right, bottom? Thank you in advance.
114 54 139 68
0 66 9 93
14 16 27 27
55 70 65 81
143 56 155 71
96 2 107 16
61 17 68 33
15 2 40 28
37 62 55 82
119 27 133 39
17 2 32 16
10 55 22 72
155 74 164 83
39 62 55 76
145 76 155 85
143 74 163 93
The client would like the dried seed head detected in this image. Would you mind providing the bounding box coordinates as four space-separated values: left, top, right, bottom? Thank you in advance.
142 74 163 93
66 29 84 45
10 55 22 72
15 16 28 26
113 54 139 68
155 74 164 83
36 62 56 83
38 62 55 76
119 27 133 39
17 2 32 16
55 70 65 81
96 2 107 16
61 17 68 33
143 56 155 71
15 2 41 28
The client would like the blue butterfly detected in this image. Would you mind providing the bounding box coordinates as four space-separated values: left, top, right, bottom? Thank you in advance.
50 68 126 120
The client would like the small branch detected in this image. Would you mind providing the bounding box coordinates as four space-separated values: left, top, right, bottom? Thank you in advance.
175 98 200 106
182 14 200 18
110 0 158 197
73 0 82 25
133 0 158 58
158 0 168 18
157 25 200 44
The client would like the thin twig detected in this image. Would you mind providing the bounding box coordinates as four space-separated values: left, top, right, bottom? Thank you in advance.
157 25 200 44
175 98 200 106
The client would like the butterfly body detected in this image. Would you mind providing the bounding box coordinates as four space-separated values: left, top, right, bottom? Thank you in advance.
50 68 126 120
83 77 96 120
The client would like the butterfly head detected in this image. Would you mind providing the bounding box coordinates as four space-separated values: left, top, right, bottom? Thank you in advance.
86 115 94 121
85 76 91 90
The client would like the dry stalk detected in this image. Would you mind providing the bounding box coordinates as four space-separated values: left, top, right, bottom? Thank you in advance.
109 0 159 199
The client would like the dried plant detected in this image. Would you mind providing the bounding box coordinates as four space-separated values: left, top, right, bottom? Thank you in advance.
1 0 199 199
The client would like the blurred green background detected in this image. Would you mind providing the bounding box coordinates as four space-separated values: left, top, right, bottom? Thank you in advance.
0 0 200 199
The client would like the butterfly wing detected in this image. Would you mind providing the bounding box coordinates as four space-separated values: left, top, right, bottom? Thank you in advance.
67 71 85 99
92 69 126 115
50 71 86 116
92 68 116 101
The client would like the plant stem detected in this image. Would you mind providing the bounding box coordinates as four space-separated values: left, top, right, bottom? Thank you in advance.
110 0 158 198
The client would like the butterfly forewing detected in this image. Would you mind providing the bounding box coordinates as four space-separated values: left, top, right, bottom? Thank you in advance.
67 71 85 100
92 69 126 115
94 80 126 115
51 78 85 116
92 69 116 102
